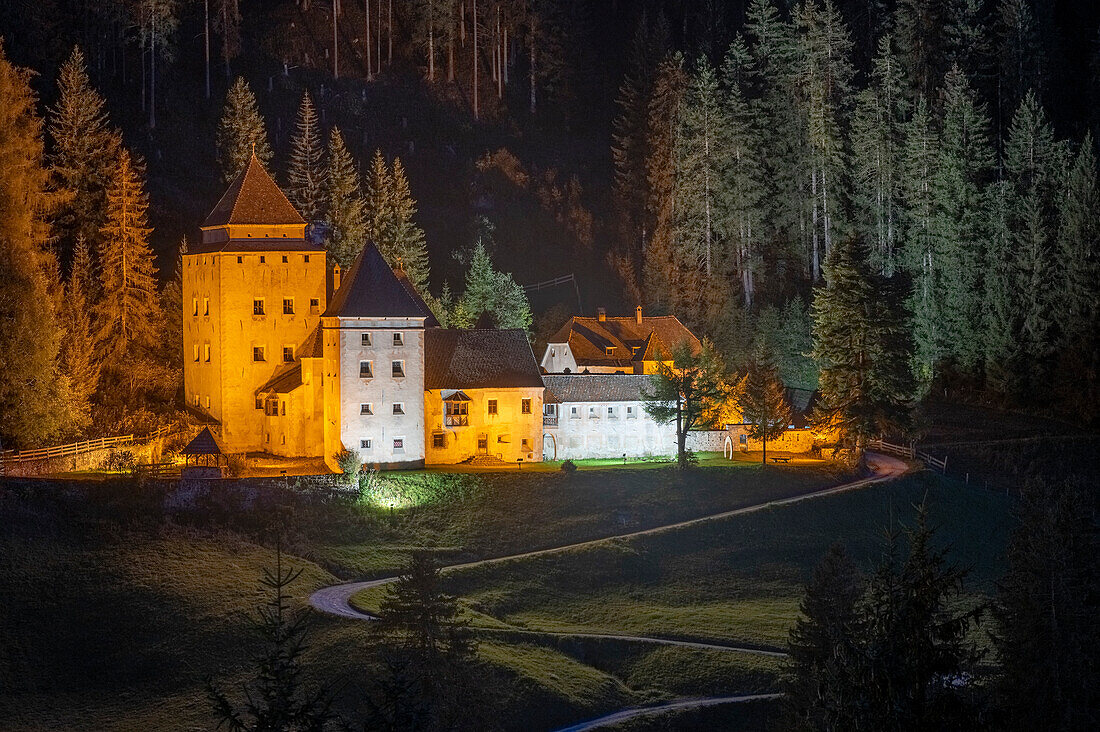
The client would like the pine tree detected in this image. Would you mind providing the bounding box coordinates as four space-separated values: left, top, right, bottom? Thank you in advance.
849 35 907 276
287 91 325 222
931 65 994 373
737 357 792 464
216 77 273 183
376 552 474 665
96 149 160 367
324 127 367 268
812 237 914 462
386 158 430 292
60 237 101 432
0 40 74 448
48 46 122 265
782 543 863 731
779 298 819 391
993 479 1099 731
900 96 940 381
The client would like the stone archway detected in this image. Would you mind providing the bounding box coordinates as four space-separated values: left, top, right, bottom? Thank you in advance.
542 433 557 461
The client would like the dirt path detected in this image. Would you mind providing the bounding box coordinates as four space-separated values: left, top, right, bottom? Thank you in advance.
552 693 783 732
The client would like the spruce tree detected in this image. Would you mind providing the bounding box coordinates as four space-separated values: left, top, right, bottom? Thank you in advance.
324 127 367 268
737 357 792 464
96 150 160 367
0 40 74 447
454 241 532 332
993 479 1099 731
60 237 101 432
287 91 325 222
386 158 430 292
812 237 914 462
364 148 391 247
894 0 945 101
48 46 122 265
376 552 474 664
216 76 273 183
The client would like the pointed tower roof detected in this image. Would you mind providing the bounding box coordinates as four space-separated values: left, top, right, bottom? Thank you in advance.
324 243 438 324
202 154 306 228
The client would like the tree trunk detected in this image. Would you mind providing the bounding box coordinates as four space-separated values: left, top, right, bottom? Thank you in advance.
365 0 372 78
204 0 211 99
427 0 435 81
472 0 478 119
529 13 536 114
676 395 686 469
387 0 393 66
149 16 156 129
376 0 382 72
762 432 767 465
333 0 339 78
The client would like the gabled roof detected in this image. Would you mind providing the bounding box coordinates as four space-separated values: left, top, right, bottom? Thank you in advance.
181 427 225 455
324 243 437 323
203 154 306 229
256 364 303 395
542 374 655 404
425 329 544 390
549 313 701 366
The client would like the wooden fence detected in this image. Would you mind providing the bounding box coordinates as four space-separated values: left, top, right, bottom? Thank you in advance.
869 439 948 473
0 425 174 466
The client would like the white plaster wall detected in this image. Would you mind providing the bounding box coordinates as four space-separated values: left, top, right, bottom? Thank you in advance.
543 401 677 460
335 318 426 465
540 342 578 374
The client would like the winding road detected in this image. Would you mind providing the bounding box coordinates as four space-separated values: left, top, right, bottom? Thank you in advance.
309 453 909 729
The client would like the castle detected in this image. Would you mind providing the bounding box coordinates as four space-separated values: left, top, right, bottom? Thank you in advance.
183 156 705 470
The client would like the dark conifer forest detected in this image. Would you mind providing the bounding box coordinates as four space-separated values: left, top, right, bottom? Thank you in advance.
0 0 1098 445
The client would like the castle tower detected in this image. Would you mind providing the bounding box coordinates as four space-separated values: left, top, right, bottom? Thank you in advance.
322 244 437 468
183 154 328 453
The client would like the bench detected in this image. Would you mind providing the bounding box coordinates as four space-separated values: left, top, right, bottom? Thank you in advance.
769 456 791 464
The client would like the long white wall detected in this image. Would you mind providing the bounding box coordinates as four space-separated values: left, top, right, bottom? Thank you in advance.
543 400 677 460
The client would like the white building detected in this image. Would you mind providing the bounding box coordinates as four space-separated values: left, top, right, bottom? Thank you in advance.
541 374 677 461
541 307 701 375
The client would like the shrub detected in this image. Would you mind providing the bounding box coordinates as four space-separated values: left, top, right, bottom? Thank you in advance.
334 448 362 484
560 460 577 473
102 450 137 473
225 453 249 478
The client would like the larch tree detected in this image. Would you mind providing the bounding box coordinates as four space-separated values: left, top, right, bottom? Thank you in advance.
324 127 368 268
96 149 160 368
737 356 792 464
287 91 325 222
61 237 101 432
216 77 273 183
48 46 122 266
812 236 914 463
0 40 74 447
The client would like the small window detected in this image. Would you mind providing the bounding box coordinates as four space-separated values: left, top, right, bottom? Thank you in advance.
193 344 200 362
570 406 579 418
282 255 288 263
627 405 637 419
192 298 198 316
193 394 200 406
259 255 266 264
256 397 263 409
361 333 372 347
432 433 446 448
391 360 405 378
360 403 373 415
204 343 211 362
589 406 599 418
605 347 614 356
281 401 286 416
253 299 265 316
360 361 373 378
521 398 532 414
392 403 405 415
522 438 531 450
237 256 243 263
204 395 210 409
310 298 320 311
488 399 498 415
393 332 404 347
283 298 294 314
360 439 372 450
393 438 404 452
304 255 310 263
740 434 748 445
253 346 265 362
283 346 294 363
203 297 209 316
608 406 615 416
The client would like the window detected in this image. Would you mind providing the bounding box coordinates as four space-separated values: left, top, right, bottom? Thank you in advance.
237 256 243 263
608 406 617 419
310 298 320 312
256 397 263 409
544 404 557 415
204 395 210 408
392 403 405 415
626 405 636 419
259 255 266 263
393 332 404 346
632 346 640 356
193 344 200 362
283 346 294 363
253 299 265 316
570 406 579 419
304 255 310 263
203 297 209 316
445 400 468 426
589 406 600 419
391 360 405 378
740 434 748 445
360 403 373 415
193 394 200 406
281 401 286 416
360 438 372 450
361 333 372 347
282 255 288 263
487 399 498 415
432 433 446 448
605 347 614 356
253 346 265 362
522 438 531 451
283 298 294 314
360 361 373 378
521 398 532 414
204 343 211 362
192 298 198 316
393 438 405 452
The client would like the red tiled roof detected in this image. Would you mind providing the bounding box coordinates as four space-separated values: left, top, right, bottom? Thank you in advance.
549 314 701 366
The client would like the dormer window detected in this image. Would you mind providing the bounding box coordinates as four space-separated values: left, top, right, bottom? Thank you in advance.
393 332 404 347
605 347 614 356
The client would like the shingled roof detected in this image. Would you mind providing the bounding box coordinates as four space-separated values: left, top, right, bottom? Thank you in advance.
256 364 304 395
549 313 701 367
425 329 544 389
324 243 437 323
181 427 225 455
542 374 656 404
202 154 306 229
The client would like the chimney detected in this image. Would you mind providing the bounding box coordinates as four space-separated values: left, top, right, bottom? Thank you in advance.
635 305 643 325
597 307 606 322
332 263 342 293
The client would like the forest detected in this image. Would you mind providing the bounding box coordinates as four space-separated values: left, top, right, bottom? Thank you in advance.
0 0 1098 449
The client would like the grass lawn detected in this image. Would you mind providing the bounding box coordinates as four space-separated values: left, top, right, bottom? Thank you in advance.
351 472 1010 652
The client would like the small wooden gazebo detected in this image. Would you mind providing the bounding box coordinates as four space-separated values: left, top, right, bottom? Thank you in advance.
180 427 227 477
